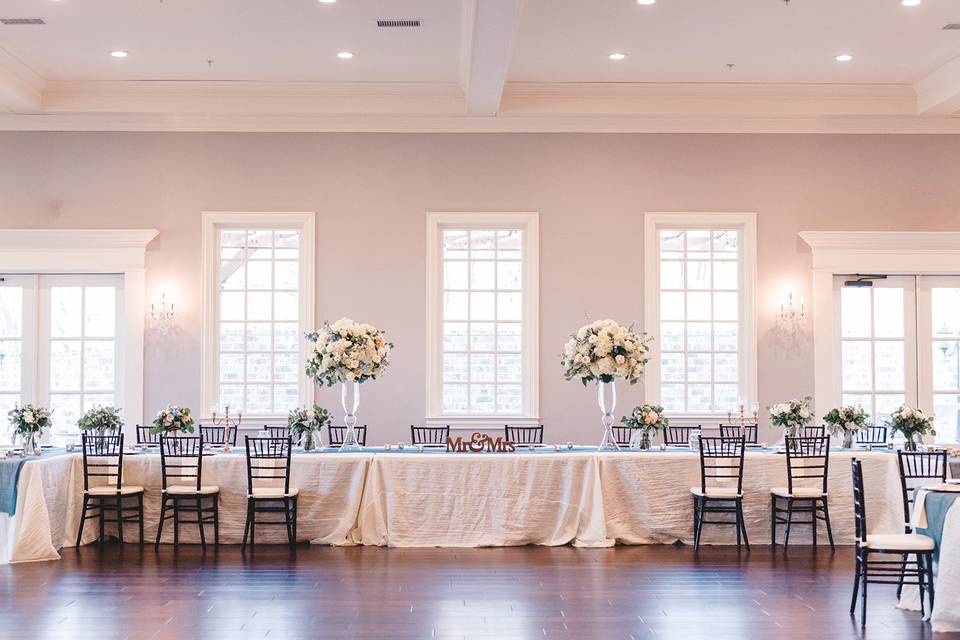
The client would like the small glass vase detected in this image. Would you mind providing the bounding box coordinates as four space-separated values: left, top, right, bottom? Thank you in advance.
596 380 620 452
842 431 854 449
629 429 651 451
301 429 320 452
339 380 362 452
19 431 39 455
904 435 918 452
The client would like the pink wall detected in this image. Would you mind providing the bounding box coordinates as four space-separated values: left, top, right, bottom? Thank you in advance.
1 132 959 443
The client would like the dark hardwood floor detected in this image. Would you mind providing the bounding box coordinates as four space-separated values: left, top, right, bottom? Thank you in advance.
0 543 951 639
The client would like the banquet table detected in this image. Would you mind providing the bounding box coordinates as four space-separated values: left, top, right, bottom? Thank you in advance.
0 446 912 563
899 487 960 633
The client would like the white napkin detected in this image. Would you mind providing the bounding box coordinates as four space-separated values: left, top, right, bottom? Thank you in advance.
911 489 930 529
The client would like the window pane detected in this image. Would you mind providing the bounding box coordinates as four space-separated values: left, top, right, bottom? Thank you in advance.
497 324 521 352
470 262 495 289
841 287 871 338
220 229 246 247
712 230 737 253
220 384 244 409
661 352 685 382
220 353 244 382
687 292 711 321
470 230 496 259
660 322 684 351
686 230 710 257
274 292 298 322
715 323 738 351
274 323 299 352
660 262 683 289
497 354 521 383
714 384 740 411
444 262 468 290
0 341 22 391
933 394 960 442
0 287 22 337
274 261 298 290
275 230 300 250
443 322 468 351
686 353 711 382
841 341 872 390
661 384 685 412
444 292 468 321
50 287 82 337
497 293 522 321
497 261 522 290
246 323 272 352
713 262 737 290
687 323 711 351
873 288 904 338
84 287 116 337
246 261 271 290
713 292 738 321
874 394 905 424
470 292 495 320
660 230 684 254
470 323 495 351
714 353 738 383
83 341 115 391
496 384 522 413
687 384 712 411
221 260 245 290
274 385 299 410
470 353 495 383
220 323 244 351
933 341 960 391
220 292 245 321
686 261 710 290
50 340 81 391
443 353 468 382
246 292 272 321
874 341 904 391
469 384 495 413
246 353 271 383
274 353 298 383
443 230 468 259
246 385 272 413
932 288 960 337
443 384 468 413
660 292 685 321
49 394 81 435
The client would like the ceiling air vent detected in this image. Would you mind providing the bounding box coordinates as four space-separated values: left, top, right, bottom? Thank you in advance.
377 19 421 28
0 17 45 25
943 23 960 30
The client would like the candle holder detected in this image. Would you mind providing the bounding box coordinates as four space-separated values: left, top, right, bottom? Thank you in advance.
726 400 759 439
210 404 242 452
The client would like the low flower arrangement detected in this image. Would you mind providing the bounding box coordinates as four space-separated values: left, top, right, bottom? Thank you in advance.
768 396 814 438
7 404 51 451
287 404 333 451
77 405 123 435
822 405 868 448
306 318 393 386
150 405 195 435
561 319 652 385
887 406 935 452
621 404 669 450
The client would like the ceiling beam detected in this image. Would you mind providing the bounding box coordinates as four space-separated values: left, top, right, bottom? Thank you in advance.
915 55 960 116
0 47 42 112
459 0 524 116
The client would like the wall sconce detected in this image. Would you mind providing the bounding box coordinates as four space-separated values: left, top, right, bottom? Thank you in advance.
777 292 805 335
149 291 176 333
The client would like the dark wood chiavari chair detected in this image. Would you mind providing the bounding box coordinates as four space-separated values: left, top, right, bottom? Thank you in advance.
504 424 544 445
665 425 701 446
850 458 934 627
719 424 758 444
155 435 220 549
856 426 888 446
266 425 292 439
770 435 835 551
691 436 748 551
411 425 449 445
897 450 948 532
329 425 368 447
76 434 144 546
611 425 637 447
135 425 160 445
243 436 298 549
200 424 238 447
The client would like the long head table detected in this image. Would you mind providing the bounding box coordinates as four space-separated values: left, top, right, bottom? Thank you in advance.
0 446 911 563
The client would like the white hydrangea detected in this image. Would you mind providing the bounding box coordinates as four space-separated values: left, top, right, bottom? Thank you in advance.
561 319 652 385
306 317 394 387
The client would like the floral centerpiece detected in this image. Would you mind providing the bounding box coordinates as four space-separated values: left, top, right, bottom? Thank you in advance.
287 404 332 451
621 404 669 450
7 404 51 454
150 405 195 435
822 405 868 449
77 405 123 435
768 396 814 442
561 319 653 451
887 406 935 452
305 318 393 451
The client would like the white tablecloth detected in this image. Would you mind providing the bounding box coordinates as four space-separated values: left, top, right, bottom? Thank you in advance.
354 451 610 547
600 450 904 545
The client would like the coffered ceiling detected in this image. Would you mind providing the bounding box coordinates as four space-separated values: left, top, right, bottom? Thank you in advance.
1 0 959 132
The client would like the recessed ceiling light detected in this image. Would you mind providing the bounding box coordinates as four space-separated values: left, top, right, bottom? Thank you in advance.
110 50 128 58
637 0 656 5
608 52 627 60
337 51 354 59
318 0 336 3
901 0 921 6
834 53 853 62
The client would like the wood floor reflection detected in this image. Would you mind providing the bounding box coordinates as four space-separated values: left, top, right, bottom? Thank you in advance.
0 544 943 639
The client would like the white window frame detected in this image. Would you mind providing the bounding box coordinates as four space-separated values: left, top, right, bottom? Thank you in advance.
801 230 960 444
200 212 316 421
643 212 758 420
425 212 540 427
0 229 157 436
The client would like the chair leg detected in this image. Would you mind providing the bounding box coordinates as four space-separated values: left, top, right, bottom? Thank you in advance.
918 553 927 618
735 500 742 550
861 552 869 628
926 552 936 613
283 499 294 548
76 497 89 548
850 551 861 614
770 495 777 547
137 493 144 546
196 497 206 549
692 496 703 552
896 553 908 600
249 500 256 546
292 497 298 543
98 499 105 545
783 499 794 551
241 499 252 548
821 499 835 551
212 496 220 547
738 500 749 549
811 500 818 549
155 496 168 549
173 500 180 546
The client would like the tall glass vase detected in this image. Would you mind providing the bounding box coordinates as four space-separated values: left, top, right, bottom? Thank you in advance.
340 380 362 452
596 380 620 452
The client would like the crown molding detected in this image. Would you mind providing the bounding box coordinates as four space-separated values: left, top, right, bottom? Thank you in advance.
0 229 159 272
799 231 960 273
0 46 44 111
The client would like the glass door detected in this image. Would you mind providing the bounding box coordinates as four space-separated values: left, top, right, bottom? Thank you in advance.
919 276 960 442
0 275 37 441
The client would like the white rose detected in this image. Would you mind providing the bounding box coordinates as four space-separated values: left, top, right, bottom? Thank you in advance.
799 408 810 419
644 411 658 425
23 410 35 424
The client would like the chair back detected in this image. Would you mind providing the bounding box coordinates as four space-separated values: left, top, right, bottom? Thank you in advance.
851 458 868 542
504 424 543 444
411 425 449 445
266 425 291 439
159 435 204 492
329 425 367 446
785 435 831 495
802 425 826 438
856 426 888 445
719 424 758 444
244 436 292 496
81 433 125 493
697 436 746 495
665 425 700 446
897 450 948 527
135 425 160 444
200 424 238 446
612 425 636 446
